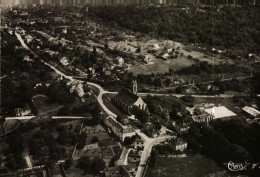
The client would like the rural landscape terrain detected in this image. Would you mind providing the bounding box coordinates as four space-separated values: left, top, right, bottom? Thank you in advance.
0 0 260 177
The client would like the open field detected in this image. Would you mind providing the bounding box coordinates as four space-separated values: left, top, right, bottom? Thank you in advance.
33 95 62 115
126 56 194 75
145 154 229 177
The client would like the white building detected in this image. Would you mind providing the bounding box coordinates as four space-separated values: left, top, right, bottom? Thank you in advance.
242 106 260 119
60 57 69 66
104 116 136 141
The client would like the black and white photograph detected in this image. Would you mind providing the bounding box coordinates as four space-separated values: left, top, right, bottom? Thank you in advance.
0 0 259 177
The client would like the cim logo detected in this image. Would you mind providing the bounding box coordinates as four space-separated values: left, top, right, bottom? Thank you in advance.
228 161 247 171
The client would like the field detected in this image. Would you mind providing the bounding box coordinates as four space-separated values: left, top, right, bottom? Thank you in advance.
32 95 63 115
126 56 194 75
145 154 229 177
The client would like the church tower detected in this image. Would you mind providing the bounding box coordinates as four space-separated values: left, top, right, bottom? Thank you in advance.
132 80 138 95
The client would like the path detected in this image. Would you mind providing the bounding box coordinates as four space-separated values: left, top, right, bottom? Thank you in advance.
24 152 33 168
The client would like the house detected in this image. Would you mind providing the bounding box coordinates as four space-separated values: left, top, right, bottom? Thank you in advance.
242 106 260 119
128 150 141 163
173 138 187 151
159 126 167 136
104 116 136 141
116 147 128 166
25 35 33 43
23 55 33 62
113 81 147 114
60 57 69 66
192 112 213 123
15 107 31 117
185 107 194 115
175 122 190 134
116 57 124 67
134 139 144 149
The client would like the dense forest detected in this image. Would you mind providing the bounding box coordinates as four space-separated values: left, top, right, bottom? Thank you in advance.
90 5 260 55
185 120 260 175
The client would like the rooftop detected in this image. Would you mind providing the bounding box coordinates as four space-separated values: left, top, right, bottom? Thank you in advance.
204 106 236 119
114 88 139 106
242 106 260 117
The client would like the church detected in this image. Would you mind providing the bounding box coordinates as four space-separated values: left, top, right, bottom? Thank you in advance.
113 81 148 114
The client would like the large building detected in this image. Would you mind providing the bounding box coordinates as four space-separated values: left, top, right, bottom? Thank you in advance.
104 116 136 141
113 81 147 114
192 105 236 123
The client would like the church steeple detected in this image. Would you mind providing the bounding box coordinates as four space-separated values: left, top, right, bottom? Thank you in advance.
132 80 137 95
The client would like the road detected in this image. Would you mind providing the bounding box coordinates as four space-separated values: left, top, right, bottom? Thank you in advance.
135 129 175 177
106 91 236 98
87 82 117 117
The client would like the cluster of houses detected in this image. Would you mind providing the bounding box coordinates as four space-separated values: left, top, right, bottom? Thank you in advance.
67 80 85 98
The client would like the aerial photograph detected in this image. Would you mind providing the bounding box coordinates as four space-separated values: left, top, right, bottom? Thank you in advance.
0 0 259 177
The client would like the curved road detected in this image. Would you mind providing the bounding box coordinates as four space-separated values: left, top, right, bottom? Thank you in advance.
16 32 116 118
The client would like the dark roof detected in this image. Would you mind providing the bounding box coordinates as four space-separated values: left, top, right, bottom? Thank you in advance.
114 88 139 106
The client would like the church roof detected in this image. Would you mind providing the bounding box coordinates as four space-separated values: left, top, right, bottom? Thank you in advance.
114 88 139 106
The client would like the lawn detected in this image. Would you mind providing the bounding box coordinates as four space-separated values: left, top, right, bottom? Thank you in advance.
145 154 229 177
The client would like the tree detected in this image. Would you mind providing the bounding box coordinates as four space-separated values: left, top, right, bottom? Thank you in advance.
131 105 149 123
64 159 73 170
56 132 70 145
165 78 171 87
58 105 71 116
90 158 106 174
91 136 99 144
170 100 182 120
77 156 91 172
153 78 163 87
149 149 158 167
77 132 87 150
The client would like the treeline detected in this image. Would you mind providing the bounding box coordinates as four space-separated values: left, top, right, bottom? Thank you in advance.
200 0 258 5
175 61 249 75
90 5 259 55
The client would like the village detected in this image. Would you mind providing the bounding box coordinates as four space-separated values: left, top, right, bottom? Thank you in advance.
1 2 260 177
